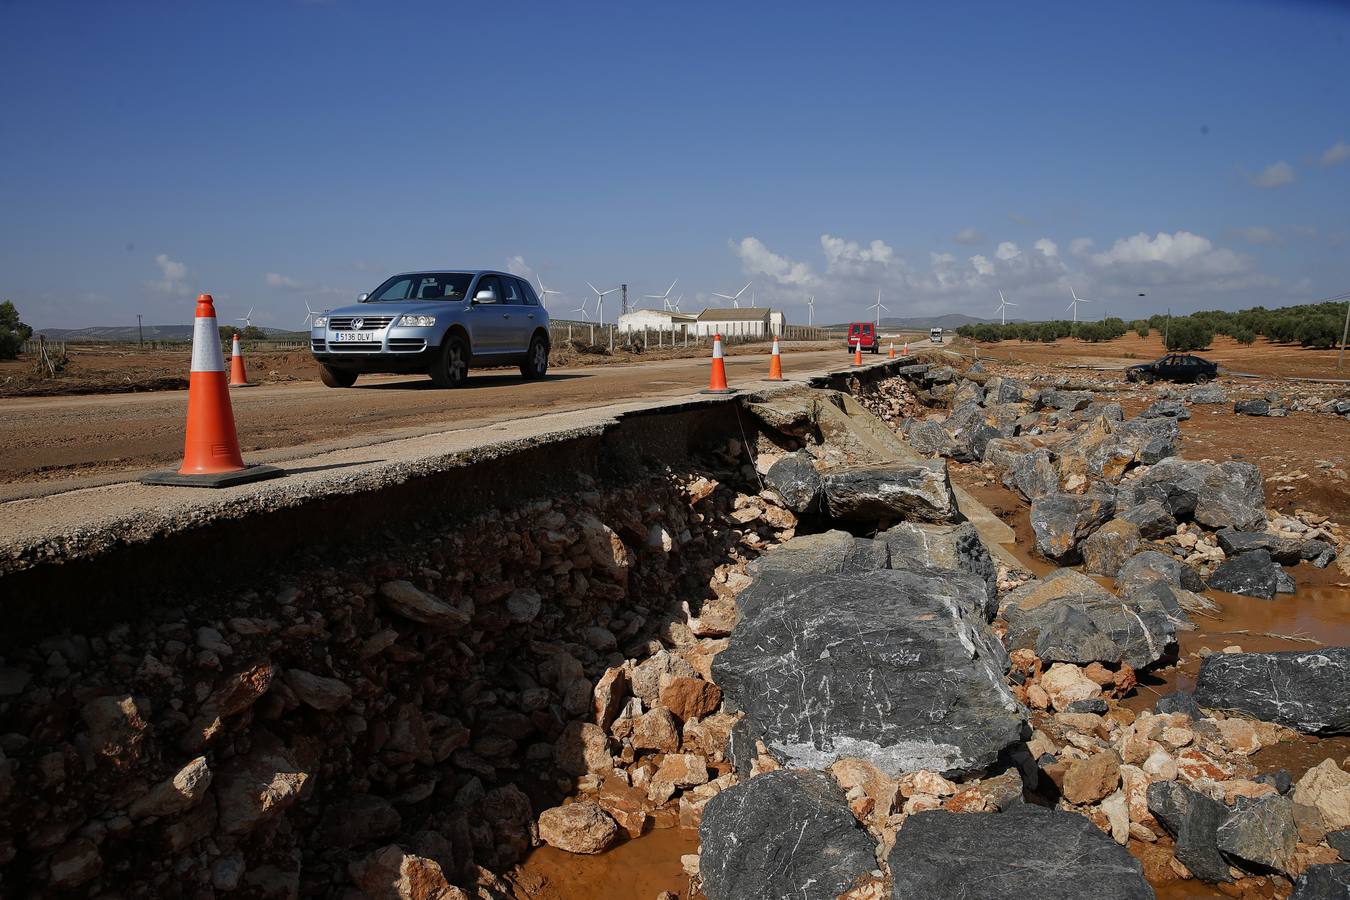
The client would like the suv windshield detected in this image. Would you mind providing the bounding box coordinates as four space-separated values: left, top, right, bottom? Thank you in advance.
368 273 474 302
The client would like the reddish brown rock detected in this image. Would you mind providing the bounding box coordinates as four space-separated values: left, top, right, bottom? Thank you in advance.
537 802 620 854
81 695 147 769
1062 750 1121 805
631 707 680 752
348 844 466 899
658 676 722 722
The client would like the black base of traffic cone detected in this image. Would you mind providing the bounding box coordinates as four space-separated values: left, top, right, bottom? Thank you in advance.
140 464 285 488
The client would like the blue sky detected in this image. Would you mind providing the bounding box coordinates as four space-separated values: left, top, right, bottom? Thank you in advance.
2 0 1348 329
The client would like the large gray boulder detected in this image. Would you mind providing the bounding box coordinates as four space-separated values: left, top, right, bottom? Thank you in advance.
763 451 823 515
1207 549 1284 600
1029 491 1117 563
1118 498 1178 538
1148 781 1233 882
877 521 999 618
747 530 888 578
984 375 1036 405
1141 398 1191 420
698 769 877 900
887 806 1153 899
1002 569 1177 669
1292 864 1350 898
1002 448 1059 502
1193 648 1350 735
821 461 960 526
1039 389 1094 411
1125 458 1267 532
905 419 951 457
715 570 1024 778
1215 528 1304 564
1216 793 1298 876
1079 519 1142 577
943 403 997 462
1115 550 1206 594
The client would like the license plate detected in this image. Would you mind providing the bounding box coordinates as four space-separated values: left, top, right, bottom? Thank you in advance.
334 331 378 343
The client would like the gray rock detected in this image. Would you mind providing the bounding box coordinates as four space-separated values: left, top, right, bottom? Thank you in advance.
698 769 878 900
1216 793 1298 875
887 806 1153 899
715 570 1024 777
1116 550 1207 593
927 365 956 384
1130 577 1210 629
1029 491 1116 563
1148 780 1233 882
748 530 889 578
1126 458 1267 532
1235 398 1270 416
764 451 824 515
1115 416 1180 465
1276 566 1296 595
984 375 1035 405
906 419 952 457
1189 386 1229 404
1291 863 1350 899
1119 498 1178 539
1084 401 1125 421
1041 389 1094 411
1068 698 1109 715
1326 829 1350 860
1215 528 1303 564
821 461 960 526
1156 692 1204 719
1142 399 1191 420
1079 519 1143 577
1002 449 1059 502
953 379 985 408
1193 648 1350 735
877 521 999 618
1208 549 1282 600
943 403 992 462
1003 570 1177 669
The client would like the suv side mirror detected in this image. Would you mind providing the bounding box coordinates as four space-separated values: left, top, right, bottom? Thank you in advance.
474 289 497 304
358 293 369 302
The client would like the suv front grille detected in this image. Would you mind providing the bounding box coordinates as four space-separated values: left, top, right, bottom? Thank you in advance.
329 315 395 331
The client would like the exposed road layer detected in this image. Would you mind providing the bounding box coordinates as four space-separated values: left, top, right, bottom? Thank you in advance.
0 346 913 492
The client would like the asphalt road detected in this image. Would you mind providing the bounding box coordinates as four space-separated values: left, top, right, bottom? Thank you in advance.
0 346 914 492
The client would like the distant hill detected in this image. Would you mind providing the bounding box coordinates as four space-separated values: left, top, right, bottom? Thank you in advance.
37 325 299 341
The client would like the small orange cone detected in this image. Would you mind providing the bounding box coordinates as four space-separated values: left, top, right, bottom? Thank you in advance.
700 333 734 394
888 341 896 359
141 295 282 487
767 335 784 381
228 334 255 387
902 342 910 357
852 338 863 366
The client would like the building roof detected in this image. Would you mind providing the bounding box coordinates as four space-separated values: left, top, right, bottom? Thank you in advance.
618 309 697 322
697 307 772 321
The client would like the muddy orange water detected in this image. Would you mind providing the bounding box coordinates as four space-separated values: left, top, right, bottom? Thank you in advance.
515 476 1350 899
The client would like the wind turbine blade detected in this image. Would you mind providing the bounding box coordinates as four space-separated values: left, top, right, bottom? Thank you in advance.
711 293 733 300
666 279 678 295
735 283 751 299
586 281 600 294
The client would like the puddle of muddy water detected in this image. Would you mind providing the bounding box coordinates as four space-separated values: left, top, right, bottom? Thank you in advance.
513 826 702 900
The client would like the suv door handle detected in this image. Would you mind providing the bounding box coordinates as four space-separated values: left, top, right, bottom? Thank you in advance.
527 313 535 319
502 313 511 319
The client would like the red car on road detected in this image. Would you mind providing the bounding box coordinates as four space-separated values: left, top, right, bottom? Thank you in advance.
847 322 880 354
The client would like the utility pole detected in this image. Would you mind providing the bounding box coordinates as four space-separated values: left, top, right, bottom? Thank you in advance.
1164 308 1171 349
621 284 628 316
137 314 143 349
1339 298 1349 371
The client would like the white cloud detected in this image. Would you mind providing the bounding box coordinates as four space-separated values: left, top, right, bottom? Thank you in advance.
149 254 192 295
1290 224 1317 239
1086 230 1249 285
1034 238 1059 258
952 227 984 245
505 254 536 282
994 241 1020 261
1321 141 1350 167
1251 161 1294 188
1238 226 1279 246
1069 237 1095 257
734 237 818 286
265 272 309 291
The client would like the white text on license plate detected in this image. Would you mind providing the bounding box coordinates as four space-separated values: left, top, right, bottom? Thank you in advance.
335 331 378 342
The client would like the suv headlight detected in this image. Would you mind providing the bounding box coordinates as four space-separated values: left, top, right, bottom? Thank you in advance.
399 315 436 327
313 316 327 328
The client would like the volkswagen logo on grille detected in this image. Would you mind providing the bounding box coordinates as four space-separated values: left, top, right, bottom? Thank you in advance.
351 317 364 331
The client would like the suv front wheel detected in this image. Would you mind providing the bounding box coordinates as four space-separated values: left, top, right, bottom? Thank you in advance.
520 334 549 380
320 365 358 388
431 335 470 388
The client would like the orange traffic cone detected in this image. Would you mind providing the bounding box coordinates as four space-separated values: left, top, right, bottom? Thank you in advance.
852 338 863 366
766 335 784 381
888 341 896 359
228 334 255 387
902 342 910 357
700 333 734 394
141 295 282 487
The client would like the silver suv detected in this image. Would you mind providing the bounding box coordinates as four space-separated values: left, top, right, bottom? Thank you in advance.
310 270 550 388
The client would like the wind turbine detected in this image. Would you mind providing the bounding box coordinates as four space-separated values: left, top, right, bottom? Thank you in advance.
806 295 815 326
712 282 752 308
1066 286 1092 323
995 289 1017 325
237 308 255 328
536 275 562 309
585 281 621 325
570 297 591 321
302 302 323 328
871 289 889 327
643 279 679 312
668 293 683 312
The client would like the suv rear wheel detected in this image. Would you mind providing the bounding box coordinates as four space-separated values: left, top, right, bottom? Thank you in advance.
319 365 358 388
520 334 549 380
430 335 469 388
1194 373 1211 385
